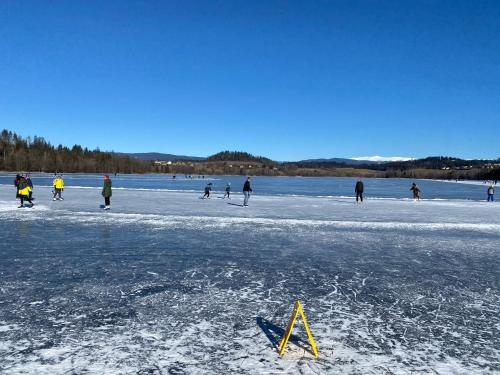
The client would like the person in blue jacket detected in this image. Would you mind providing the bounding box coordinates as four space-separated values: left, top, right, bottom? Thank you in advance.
223 183 231 199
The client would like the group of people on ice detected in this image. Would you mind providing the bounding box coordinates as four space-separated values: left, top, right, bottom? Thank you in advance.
200 177 426 206
14 174 34 208
202 177 253 206
14 173 113 210
12 173 496 209
357 179 492 202
354 179 422 202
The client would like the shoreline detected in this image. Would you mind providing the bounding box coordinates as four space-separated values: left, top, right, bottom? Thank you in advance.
0 170 497 183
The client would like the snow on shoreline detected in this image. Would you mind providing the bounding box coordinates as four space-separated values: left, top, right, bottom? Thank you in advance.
432 178 497 186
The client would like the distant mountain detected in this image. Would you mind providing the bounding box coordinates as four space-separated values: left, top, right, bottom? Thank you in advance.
299 158 388 165
124 153 404 165
125 152 205 161
351 156 414 162
382 156 499 169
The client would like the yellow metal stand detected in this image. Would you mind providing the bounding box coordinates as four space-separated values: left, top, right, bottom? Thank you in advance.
278 300 318 357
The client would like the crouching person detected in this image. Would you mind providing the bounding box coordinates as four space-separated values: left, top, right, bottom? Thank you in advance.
17 176 33 208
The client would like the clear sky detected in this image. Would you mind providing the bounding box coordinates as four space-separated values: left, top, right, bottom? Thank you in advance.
1 1 499 161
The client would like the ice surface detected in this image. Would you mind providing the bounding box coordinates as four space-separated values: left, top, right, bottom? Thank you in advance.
0 184 499 374
0 173 493 200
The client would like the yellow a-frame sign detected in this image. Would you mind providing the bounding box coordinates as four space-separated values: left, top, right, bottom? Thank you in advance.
278 300 318 357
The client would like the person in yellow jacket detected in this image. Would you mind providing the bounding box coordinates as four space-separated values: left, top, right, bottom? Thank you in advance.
17 176 34 208
53 175 65 201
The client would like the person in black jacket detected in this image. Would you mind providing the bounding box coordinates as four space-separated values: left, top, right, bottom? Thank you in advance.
202 183 212 199
243 177 252 206
17 176 33 208
26 174 34 200
410 183 421 200
355 178 364 203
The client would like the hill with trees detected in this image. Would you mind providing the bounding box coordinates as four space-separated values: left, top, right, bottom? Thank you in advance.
207 151 275 165
0 129 150 173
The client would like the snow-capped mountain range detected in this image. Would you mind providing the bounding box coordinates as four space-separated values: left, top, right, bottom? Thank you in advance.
351 156 415 162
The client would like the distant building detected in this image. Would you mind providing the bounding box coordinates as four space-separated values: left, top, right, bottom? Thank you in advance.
154 160 171 166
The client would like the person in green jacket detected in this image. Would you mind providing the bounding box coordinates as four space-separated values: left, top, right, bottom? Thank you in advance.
102 175 112 210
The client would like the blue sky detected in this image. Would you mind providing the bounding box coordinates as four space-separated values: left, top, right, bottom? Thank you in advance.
1 1 499 161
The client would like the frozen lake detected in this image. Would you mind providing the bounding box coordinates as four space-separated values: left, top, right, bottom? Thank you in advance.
0 178 499 374
0 173 495 200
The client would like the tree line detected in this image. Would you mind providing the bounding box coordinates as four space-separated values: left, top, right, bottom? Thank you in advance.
0 129 151 173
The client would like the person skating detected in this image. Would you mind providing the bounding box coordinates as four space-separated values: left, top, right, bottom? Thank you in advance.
52 175 65 200
14 174 22 199
17 176 34 208
202 183 212 199
355 178 364 203
487 185 495 202
223 183 231 199
102 175 112 210
410 183 421 200
243 177 252 206
26 174 34 201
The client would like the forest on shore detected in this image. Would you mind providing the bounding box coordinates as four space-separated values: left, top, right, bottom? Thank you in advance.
1 129 499 180
0 130 149 173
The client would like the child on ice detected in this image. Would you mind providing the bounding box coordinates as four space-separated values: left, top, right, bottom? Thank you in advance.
53 175 65 200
